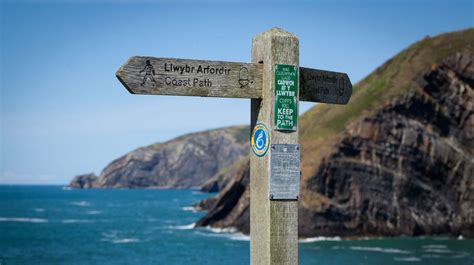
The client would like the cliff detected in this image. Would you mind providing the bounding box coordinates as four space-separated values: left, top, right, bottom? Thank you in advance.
70 126 248 189
196 29 474 238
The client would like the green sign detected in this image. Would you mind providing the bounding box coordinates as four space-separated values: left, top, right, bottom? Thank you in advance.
274 64 298 131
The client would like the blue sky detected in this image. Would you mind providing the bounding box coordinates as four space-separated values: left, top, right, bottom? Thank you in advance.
1 0 472 184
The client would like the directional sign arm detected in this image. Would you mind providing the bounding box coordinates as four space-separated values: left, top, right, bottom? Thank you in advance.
116 56 263 99
299 67 352 104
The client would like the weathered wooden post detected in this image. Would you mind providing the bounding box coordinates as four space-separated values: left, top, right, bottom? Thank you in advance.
116 27 352 265
250 28 299 264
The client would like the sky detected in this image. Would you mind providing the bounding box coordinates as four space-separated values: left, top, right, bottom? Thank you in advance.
0 0 472 184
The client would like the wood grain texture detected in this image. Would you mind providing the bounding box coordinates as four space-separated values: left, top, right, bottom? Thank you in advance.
250 27 299 265
116 57 263 99
299 67 352 104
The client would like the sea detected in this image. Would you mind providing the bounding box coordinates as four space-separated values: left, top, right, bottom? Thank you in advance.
0 185 472 265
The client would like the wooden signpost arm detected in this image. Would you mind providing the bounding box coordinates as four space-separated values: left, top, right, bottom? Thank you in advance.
299 67 352 104
251 27 299 265
116 57 263 99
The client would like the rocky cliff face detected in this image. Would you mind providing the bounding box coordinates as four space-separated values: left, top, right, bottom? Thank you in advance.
298 51 473 238
70 126 248 189
200 156 249 192
196 29 474 238
196 158 250 234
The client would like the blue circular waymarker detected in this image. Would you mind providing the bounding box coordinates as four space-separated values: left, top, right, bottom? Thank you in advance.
251 123 270 157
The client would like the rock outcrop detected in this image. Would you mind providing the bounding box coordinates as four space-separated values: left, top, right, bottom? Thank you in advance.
70 126 248 189
69 173 99 188
196 29 474 238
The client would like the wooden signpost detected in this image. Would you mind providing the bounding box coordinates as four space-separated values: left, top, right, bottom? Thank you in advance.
117 57 263 98
117 28 352 265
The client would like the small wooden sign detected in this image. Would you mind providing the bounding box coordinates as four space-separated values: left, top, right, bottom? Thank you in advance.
299 67 352 104
116 56 263 99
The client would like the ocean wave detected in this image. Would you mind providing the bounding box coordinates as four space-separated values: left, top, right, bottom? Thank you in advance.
170 223 196 230
86 210 101 215
394 256 422 262
101 231 140 244
111 238 140 244
205 226 238 234
299 236 342 243
0 217 48 223
61 219 95 224
349 246 412 254
423 248 452 254
181 206 198 213
181 226 248 241
34 208 45 212
228 233 250 241
202 226 250 241
71 201 90 207
422 245 447 249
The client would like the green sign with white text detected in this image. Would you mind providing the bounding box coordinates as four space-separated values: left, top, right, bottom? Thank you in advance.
274 64 298 131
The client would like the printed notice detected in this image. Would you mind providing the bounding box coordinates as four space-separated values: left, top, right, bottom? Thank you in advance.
274 64 298 131
269 144 300 200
